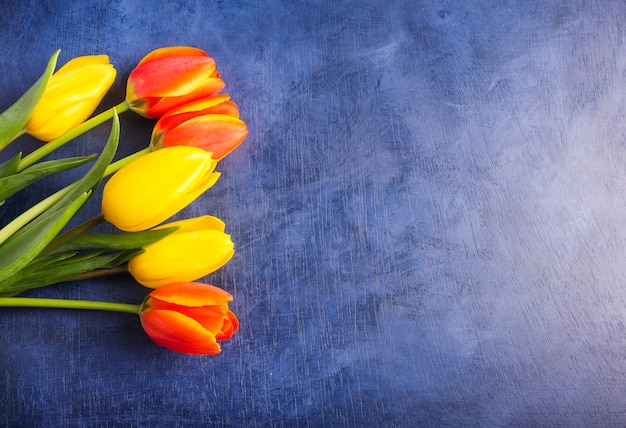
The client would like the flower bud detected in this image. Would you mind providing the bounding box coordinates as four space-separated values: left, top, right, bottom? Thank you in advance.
139 282 239 355
126 46 224 119
25 55 116 141
129 216 235 288
102 146 219 232
151 95 248 160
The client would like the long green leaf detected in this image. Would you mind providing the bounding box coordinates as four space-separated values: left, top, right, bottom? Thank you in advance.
59 226 179 251
0 153 21 179
0 155 95 203
0 250 137 296
0 112 119 285
0 50 60 150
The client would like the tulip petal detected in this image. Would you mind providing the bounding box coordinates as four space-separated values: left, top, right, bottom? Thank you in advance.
141 309 222 355
129 56 216 99
161 115 249 160
155 215 226 233
136 46 208 67
56 55 112 70
149 303 231 336
215 310 239 340
200 101 241 118
141 78 226 118
149 282 233 306
164 94 232 116
153 96 239 136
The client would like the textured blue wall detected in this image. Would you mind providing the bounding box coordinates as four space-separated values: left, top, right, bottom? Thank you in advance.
1 1 626 426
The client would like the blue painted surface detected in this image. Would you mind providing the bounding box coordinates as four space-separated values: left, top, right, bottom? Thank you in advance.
2 0 626 426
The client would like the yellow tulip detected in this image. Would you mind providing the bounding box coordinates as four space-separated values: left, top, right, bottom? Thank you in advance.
129 216 235 288
25 55 116 141
102 146 220 232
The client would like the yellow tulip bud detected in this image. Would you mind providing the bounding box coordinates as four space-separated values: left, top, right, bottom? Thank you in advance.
129 216 235 288
25 55 116 141
102 146 220 232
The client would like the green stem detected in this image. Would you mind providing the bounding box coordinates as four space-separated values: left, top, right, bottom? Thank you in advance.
105 146 152 176
0 182 75 246
4 142 152 250
0 296 140 314
18 100 130 171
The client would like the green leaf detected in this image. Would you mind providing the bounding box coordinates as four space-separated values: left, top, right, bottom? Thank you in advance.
0 153 21 179
60 226 179 251
0 155 95 203
0 249 141 296
0 50 60 151
0 112 119 287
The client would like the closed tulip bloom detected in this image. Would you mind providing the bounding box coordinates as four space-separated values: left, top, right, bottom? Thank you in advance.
25 55 116 141
126 46 225 119
102 146 220 232
139 282 239 355
128 216 235 288
151 94 249 160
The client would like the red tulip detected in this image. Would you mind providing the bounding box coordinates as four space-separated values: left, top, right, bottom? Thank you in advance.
126 46 225 119
139 282 239 355
150 94 248 160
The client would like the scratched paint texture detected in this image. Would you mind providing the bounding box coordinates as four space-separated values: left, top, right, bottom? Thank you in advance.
1 0 626 426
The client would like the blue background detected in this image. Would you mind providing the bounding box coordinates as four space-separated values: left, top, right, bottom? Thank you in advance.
2 0 626 426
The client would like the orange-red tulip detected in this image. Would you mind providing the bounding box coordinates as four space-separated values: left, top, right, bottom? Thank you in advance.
139 282 239 355
150 94 248 160
126 46 225 119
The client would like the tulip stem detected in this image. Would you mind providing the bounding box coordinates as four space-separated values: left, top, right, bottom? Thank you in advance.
18 100 131 171
0 297 140 314
0 183 75 247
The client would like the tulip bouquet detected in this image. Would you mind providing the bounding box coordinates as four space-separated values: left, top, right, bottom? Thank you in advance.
0 47 247 355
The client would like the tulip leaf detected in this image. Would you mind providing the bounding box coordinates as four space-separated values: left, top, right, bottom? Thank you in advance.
0 152 21 179
0 192 90 284
0 154 96 203
0 249 143 297
0 50 60 151
0 112 119 288
58 226 179 251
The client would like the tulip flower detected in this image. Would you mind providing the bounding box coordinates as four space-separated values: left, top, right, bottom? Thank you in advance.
139 282 239 355
25 55 116 141
150 94 249 160
102 146 220 232
126 46 225 119
0 281 239 356
128 216 234 288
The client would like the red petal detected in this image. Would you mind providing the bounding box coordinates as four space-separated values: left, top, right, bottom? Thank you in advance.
141 309 221 355
129 56 216 98
165 94 232 116
154 95 233 133
136 46 208 67
215 310 239 340
201 101 240 118
143 78 226 118
149 282 233 307
162 115 249 160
